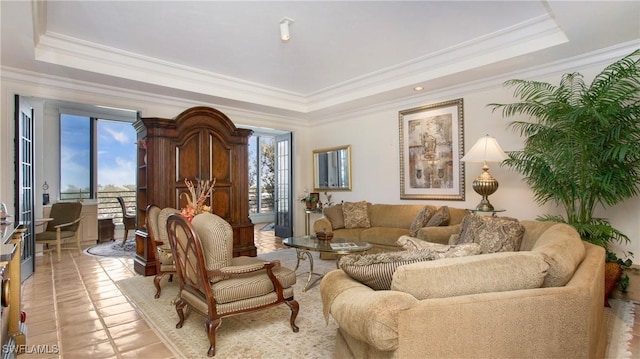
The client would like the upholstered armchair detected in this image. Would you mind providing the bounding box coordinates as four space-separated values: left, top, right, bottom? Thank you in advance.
166 212 299 357
117 196 136 245
36 201 83 261
145 205 180 298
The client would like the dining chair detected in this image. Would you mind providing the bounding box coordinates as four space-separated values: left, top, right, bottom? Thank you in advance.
117 196 136 246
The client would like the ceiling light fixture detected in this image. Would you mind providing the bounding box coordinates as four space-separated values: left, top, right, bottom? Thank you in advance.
413 86 424 91
280 17 294 41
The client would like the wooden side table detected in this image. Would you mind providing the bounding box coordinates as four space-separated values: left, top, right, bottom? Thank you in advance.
98 218 115 243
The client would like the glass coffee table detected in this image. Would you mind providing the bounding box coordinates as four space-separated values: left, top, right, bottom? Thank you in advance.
283 236 372 292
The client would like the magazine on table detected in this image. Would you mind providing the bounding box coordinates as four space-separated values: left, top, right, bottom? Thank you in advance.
330 242 359 249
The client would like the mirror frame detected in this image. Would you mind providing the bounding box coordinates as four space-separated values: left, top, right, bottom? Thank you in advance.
313 145 352 191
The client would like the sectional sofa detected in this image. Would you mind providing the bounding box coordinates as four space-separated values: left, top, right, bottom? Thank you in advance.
312 203 470 253
319 220 606 358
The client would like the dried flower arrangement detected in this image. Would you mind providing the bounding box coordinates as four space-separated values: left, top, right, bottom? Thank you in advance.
180 178 216 221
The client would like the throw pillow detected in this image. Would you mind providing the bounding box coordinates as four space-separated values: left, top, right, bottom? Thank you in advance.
323 204 345 230
342 201 371 229
339 244 481 290
456 215 525 254
397 235 482 258
425 206 450 227
409 206 436 237
391 251 549 300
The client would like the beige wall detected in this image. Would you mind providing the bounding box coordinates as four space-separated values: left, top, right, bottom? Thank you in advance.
2 44 638 264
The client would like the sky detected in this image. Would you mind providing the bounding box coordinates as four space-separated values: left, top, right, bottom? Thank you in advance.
60 114 136 191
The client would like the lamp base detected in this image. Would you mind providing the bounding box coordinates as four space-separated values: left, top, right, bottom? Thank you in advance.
475 197 494 212
472 164 499 212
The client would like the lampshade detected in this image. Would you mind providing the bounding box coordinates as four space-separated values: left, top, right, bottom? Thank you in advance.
461 134 507 163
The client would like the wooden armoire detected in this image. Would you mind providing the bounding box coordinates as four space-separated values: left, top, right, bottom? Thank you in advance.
133 106 256 276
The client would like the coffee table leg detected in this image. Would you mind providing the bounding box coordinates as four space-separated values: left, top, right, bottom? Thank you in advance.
294 249 322 292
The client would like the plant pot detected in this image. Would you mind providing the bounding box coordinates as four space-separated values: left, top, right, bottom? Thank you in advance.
305 201 317 209
604 261 623 307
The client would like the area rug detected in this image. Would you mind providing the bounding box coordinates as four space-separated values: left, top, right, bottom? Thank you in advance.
116 248 337 359
605 298 636 359
117 248 637 359
84 237 136 258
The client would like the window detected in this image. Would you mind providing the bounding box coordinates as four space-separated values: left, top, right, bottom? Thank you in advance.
248 134 275 214
59 114 137 202
60 114 92 199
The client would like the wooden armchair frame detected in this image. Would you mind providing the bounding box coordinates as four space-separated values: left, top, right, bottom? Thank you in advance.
166 213 299 357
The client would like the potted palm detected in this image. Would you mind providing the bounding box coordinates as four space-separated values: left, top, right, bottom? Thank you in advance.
489 49 640 294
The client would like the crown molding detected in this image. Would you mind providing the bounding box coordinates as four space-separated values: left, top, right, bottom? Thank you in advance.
32 13 566 114
34 31 310 113
306 14 568 111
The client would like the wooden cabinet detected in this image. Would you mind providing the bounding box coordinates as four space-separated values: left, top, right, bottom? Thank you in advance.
133 107 256 275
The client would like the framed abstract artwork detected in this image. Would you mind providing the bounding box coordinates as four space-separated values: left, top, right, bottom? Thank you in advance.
398 98 465 200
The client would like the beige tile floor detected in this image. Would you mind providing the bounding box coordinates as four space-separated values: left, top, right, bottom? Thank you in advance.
17 225 640 358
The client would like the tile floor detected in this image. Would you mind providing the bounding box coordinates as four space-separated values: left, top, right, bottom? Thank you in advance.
16 225 640 358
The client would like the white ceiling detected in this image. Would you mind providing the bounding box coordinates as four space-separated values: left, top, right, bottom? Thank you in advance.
1 1 639 120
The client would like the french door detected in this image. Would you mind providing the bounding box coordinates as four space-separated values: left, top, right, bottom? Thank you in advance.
274 133 293 238
14 95 35 280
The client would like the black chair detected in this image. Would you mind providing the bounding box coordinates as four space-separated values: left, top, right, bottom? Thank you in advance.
116 197 136 246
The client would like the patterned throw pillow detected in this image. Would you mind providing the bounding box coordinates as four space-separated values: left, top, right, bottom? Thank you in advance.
342 201 371 229
339 244 481 290
409 206 435 236
397 235 482 258
323 204 345 229
425 206 450 227
456 215 525 254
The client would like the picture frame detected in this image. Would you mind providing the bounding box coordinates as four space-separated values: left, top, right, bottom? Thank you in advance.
398 98 465 200
309 192 320 203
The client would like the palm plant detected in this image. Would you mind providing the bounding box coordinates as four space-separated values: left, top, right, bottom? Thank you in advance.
489 49 640 264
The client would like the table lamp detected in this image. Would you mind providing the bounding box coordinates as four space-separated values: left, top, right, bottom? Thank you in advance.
461 134 507 211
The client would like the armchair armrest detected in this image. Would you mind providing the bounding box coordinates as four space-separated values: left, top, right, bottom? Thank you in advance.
54 216 83 230
209 256 273 276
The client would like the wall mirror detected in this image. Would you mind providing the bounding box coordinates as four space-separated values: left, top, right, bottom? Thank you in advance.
313 145 352 191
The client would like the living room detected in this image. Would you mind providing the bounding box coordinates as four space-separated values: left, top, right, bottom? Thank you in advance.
1 1 639 358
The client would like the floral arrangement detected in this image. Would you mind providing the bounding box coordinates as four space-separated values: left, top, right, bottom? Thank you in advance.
298 189 318 203
180 178 216 221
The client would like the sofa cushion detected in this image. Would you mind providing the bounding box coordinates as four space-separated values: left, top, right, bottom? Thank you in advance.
397 235 481 258
530 223 586 287
361 227 410 247
456 215 525 254
339 244 481 290
323 204 345 230
409 206 436 236
391 251 549 299
369 204 426 229
425 206 450 227
343 201 371 229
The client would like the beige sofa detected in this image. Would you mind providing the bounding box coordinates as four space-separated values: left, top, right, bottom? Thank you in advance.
312 203 470 253
320 220 607 359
